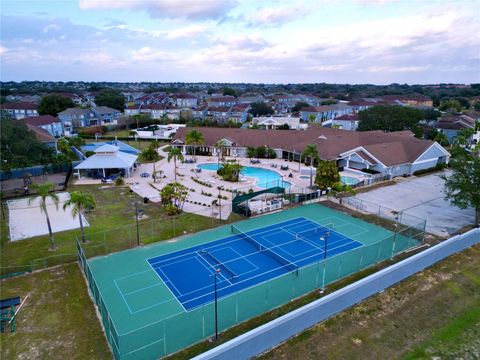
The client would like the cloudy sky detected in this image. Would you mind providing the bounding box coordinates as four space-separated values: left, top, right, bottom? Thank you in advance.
1 0 479 84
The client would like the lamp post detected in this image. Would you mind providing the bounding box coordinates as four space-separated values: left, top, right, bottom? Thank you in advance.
134 202 140 246
391 223 398 259
321 231 331 292
213 268 221 340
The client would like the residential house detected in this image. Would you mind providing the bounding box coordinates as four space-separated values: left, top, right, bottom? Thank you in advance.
23 115 64 137
436 114 476 143
92 106 121 125
379 94 433 107
25 123 57 148
1 102 39 119
207 106 231 122
330 113 360 131
238 94 265 104
347 100 377 112
172 127 450 178
191 105 208 119
207 96 237 107
229 104 250 123
58 108 96 135
174 94 198 108
125 105 141 117
300 103 353 122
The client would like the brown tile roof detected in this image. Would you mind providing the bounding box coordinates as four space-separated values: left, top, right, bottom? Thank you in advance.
172 127 437 166
23 115 60 126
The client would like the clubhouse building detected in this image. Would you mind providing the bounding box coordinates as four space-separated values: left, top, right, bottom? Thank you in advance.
172 127 450 178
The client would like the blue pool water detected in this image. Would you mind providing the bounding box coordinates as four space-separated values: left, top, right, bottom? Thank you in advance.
341 176 360 185
197 163 290 188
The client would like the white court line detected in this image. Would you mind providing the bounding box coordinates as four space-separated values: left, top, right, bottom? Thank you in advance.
195 251 232 285
113 278 134 314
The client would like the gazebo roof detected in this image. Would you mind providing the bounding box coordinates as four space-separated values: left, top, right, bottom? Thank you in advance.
74 151 138 170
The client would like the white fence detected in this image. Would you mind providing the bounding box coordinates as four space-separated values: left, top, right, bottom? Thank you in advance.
193 228 480 360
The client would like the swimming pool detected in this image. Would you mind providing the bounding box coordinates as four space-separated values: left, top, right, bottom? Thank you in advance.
197 163 290 188
341 176 361 185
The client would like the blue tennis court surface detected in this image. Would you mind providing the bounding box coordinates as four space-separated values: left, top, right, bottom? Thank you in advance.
147 217 362 310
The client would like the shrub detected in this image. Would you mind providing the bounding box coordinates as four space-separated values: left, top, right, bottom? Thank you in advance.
115 177 125 186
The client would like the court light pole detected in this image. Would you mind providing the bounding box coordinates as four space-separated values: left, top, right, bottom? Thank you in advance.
391 223 398 260
321 231 330 293
134 202 140 246
213 268 221 341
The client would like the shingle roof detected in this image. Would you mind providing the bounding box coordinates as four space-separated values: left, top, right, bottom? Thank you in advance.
23 115 60 126
1 101 38 110
172 127 438 166
25 123 55 142
74 151 137 170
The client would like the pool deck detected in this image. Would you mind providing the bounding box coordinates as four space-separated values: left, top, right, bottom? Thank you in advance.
122 147 320 219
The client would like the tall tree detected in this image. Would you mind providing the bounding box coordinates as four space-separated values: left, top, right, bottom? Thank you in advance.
302 144 319 188
248 102 274 116
167 146 184 182
94 89 125 111
185 129 205 161
28 183 59 250
38 94 74 116
315 161 340 189
358 105 424 132
63 191 96 243
139 141 161 182
160 182 188 215
442 156 480 227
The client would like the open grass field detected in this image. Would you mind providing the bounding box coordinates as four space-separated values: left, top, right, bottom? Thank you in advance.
1 184 243 275
0 263 111 360
259 243 480 360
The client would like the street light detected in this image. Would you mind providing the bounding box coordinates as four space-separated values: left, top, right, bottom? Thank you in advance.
212 268 222 341
320 231 331 292
133 202 142 247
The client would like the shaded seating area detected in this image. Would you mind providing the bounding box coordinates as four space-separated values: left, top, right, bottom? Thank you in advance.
74 144 138 179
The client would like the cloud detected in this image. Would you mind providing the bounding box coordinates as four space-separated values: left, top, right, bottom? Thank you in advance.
0 46 8 55
43 23 61 33
245 4 307 26
78 0 238 20
165 24 208 39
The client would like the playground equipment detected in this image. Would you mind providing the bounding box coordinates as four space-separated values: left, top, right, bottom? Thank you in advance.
1 295 28 333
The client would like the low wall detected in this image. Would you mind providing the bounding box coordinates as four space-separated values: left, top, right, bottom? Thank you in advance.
193 228 480 360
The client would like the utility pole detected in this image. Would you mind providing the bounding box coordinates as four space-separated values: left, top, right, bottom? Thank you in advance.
135 202 140 246
214 268 221 340
218 188 222 223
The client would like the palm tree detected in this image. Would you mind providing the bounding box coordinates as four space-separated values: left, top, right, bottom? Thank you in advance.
139 142 161 183
214 139 228 167
185 129 205 161
63 191 96 243
167 146 184 182
302 144 319 188
28 183 59 250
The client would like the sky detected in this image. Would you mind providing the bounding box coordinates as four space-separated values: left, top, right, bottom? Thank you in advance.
0 0 479 84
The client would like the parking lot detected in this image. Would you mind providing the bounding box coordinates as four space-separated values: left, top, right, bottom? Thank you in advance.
348 171 475 237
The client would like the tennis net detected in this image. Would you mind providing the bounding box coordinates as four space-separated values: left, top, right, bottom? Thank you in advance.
296 223 334 241
198 250 238 279
231 225 298 272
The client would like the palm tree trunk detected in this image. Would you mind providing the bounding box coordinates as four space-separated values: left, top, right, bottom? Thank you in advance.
174 156 177 182
45 211 56 249
310 158 314 188
153 161 156 183
193 145 196 162
476 206 480 228
79 211 86 243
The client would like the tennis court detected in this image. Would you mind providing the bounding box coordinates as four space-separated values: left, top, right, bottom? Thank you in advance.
148 218 362 310
79 204 423 360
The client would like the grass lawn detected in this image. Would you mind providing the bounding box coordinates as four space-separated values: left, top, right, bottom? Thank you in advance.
0 263 110 360
1 184 243 274
258 244 480 360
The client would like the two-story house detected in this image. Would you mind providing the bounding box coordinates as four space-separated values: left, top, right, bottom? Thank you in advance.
92 106 121 125
300 103 354 122
58 108 96 135
1 102 39 119
174 94 198 108
23 115 65 137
